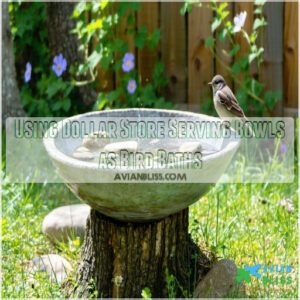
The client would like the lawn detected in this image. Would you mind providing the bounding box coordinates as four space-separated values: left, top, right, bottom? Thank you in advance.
2 169 298 298
189 181 298 298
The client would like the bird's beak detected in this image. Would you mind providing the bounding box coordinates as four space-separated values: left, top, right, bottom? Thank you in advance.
208 82 212 86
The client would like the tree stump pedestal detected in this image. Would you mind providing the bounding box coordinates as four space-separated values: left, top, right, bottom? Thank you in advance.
70 208 210 298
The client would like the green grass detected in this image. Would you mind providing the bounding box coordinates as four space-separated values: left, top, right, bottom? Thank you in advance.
1 180 80 298
2 174 298 298
189 181 298 298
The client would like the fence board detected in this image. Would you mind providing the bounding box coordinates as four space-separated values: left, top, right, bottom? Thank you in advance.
95 68 115 92
262 2 283 116
161 2 186 105
216 2 233 87
188 4 213 111
93 7 115 92
137 2 159 85
233 1 259 88
284 2 298 108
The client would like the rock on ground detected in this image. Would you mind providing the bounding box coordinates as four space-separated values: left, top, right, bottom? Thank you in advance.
42 204 90 242
193 259 239 298
29 254 72 284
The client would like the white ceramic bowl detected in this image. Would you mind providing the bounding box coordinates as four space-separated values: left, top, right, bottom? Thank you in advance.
43 109 240 222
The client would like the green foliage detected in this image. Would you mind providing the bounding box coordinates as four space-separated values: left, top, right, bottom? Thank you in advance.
9 2 77 117
180 2 193 16
141 287 152 299
187 0 281 116
72 1 172 110
165 269 177 298
10 1 172 116
9 2 48 70
21 74 74 117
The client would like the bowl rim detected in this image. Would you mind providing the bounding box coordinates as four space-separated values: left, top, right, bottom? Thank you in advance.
43 108 241 172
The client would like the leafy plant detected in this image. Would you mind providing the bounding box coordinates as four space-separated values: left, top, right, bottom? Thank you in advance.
165 269 177 298
184 0 281 116
71 1 172 110
141 287 152 299
9 2 78 117
21 74 73 117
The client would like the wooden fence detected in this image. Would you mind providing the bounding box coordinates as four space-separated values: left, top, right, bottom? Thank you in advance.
97 1 298 116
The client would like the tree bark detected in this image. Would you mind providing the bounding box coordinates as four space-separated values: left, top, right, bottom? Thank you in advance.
69 208 210 298
46 2 97 106
2 2 26 126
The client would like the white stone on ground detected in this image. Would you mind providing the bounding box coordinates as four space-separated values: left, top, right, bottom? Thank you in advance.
29 254 72 284
42 204 90 242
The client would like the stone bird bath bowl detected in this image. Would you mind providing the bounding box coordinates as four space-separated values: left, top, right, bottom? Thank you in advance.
43 109 240 222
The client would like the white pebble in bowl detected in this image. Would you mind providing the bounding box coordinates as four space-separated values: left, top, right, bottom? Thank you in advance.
104 141 138 153
82 131 110 149
73 146 95 161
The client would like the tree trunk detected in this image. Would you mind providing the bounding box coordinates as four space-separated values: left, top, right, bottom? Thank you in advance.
69 208 210 298
46 2 97 106
2 2 26 126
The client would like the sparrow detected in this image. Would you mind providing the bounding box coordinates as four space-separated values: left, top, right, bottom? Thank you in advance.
208 74 254 136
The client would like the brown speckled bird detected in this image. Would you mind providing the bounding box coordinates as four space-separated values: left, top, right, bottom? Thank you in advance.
208 74 254 136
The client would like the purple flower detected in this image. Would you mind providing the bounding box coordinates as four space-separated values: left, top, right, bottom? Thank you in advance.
127 79 137 94
52 53 67 77
24 62 32 83
122 53 134 72
280 143 287 155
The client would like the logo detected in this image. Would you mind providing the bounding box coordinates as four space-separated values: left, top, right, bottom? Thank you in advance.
235 264 293 286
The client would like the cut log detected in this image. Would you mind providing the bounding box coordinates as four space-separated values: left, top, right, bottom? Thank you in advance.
69 208 210 298
2 2 26 125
